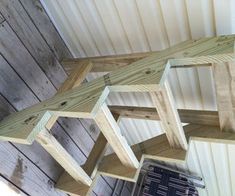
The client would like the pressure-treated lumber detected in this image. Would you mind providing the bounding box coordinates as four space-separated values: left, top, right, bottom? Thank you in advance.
57 60 93 94
55 64 121 195
36 128 92 186
56 175 91 196
56 114 121 196
213 61 235 132
54 60 103 194
109 106 219 126
98 133 186 182
62 51 154 73
98 124 235 182
94 103 139 169
64 51 234 73
0 35 234 145
46 60 93 130
56 133 108 192
39 123 235 196
150 82 187 149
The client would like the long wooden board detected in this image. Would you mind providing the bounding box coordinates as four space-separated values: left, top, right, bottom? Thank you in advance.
0 1 115 195
63 52 234 73
213 61 235 132
94 103 139 168
0 35 234 144
109 106 219 126
36 128 92 186
63 51 155 73
150 82 187 149
54 59 111 194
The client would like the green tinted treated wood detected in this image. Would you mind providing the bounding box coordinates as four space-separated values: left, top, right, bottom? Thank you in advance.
0 35 234 144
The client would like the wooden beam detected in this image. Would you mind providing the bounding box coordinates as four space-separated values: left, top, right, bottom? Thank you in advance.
98 124 235 182
64 52 234 73
0 35 234 144
98 131 186 181
36 128 92 186
62 51 154 73
94 103 139 169
109 106 219 126
57 60 92 94
56 114 120 196
82 133 108 177
213 61 235 132
54 59 101 195
170 53 234 68
57 122 235 194
56 129 111 196
178 109 219 126
45 60 93 130
150 82 188 149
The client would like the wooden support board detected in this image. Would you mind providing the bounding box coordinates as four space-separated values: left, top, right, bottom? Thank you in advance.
65 123 235 194
213 61 235 132
36 128 92 186
57 60 93 94
150 82 188 149
56 115 120 196
94 103 139 169
98 124 235 182
53 60 128 195
0 35 234 144
0 35 235 196
62 51 154 73
109 106 219 126
63 51 234 73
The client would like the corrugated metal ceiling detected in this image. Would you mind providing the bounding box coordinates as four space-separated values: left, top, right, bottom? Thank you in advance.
41 0 235 195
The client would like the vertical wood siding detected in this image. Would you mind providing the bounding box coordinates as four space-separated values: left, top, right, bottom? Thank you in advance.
0 0 118 195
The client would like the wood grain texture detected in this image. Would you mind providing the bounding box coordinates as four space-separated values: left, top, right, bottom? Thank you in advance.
213 61 235 132
0 0 68 89
0 63 92 180
56 133 107 195
0 55 64 180
82 133 108 177
94 103 139 169
1 35 234 144
0 0 96 158
36 128 92 186
63 51 154 73
98 132 186 182
150 82 188 149
64 52 234 73
0 1 114 194
98 124 235 182
0 141 65 196
0 11 105 196
57 60 93 94
20 0 72 61
109 105 219 126
0 20 95 156
54 57 115 195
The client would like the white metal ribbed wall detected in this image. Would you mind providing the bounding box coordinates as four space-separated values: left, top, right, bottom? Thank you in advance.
41 0 235 195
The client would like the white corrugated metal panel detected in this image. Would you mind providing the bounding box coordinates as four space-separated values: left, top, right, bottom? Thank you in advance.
41 1 235 195
162 140 235 196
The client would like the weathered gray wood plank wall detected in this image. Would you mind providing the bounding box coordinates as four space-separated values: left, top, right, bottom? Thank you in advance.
0 0 133 195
